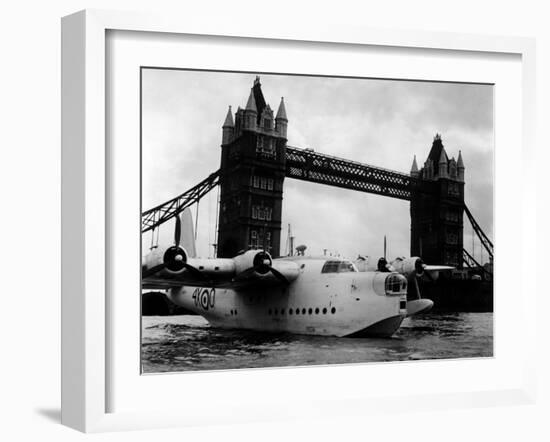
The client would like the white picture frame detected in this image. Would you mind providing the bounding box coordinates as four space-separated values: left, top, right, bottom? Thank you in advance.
61 9 537 433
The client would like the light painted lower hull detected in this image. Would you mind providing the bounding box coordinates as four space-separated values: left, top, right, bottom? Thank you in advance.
167 272 407 337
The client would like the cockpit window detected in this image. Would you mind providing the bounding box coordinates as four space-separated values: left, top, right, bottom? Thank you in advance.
321 261 340 273
321 260 357 273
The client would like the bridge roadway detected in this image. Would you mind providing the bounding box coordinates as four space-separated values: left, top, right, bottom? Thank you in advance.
285 146 420 201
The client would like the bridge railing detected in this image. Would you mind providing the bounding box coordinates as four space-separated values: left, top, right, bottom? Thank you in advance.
285 145 422 200
286 145 418 177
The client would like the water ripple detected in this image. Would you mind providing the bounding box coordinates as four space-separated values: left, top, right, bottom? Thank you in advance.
141 313 493 373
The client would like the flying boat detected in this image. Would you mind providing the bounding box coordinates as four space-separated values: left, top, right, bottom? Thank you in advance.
142 210 451 337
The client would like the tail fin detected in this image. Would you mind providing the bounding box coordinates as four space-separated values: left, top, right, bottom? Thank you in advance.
180 208 197 257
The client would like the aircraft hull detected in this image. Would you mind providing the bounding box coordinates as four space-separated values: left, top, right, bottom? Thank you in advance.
167 270 407 338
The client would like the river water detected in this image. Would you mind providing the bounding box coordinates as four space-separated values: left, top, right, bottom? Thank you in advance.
141 313 493 373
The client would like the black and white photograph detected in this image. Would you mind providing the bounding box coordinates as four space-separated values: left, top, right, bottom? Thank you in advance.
140 69 494 373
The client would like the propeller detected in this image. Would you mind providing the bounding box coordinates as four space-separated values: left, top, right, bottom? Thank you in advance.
269 267 291 285
414 257 425 276
412 272 422 300
142 214 209 282
174 211 182 246
407 258 453 298
236 251 290 285
377 257 391 272
163 214 187 272
252 251 273 275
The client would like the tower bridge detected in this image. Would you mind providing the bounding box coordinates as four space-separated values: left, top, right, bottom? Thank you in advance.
142 77 492 269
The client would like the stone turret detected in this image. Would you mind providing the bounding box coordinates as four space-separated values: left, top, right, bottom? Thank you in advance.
243 88 257 130
221 106 234 145
449 157 457 179
410 155 419 177
438 147 448 178
275 97 288 139
457 150 465 182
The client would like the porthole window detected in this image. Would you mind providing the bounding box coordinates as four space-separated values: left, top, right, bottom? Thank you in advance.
308 308 313 315
322 308 327 314
315 308 319 314
302 308 306 315
289 308 293 315
295 309 300 315
331 307 336 314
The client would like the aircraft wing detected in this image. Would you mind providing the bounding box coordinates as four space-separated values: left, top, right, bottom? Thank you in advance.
142 247 300 290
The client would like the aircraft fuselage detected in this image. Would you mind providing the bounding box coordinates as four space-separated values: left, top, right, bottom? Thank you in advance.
167 257 407 337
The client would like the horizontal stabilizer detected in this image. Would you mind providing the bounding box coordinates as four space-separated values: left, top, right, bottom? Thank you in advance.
424 265 454 272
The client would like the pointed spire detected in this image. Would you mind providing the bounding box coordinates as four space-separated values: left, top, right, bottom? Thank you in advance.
439 146 448 165
411 155 418 173
457 150 464 169
221 105 235 145
245 88 257 113
276 97 288 121
457 150 465 182
223 106 234 127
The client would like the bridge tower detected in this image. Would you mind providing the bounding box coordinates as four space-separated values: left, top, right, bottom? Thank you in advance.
410 134 465 267
217 77 288 258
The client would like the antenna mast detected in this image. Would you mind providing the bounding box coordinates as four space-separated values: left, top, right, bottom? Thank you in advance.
285 224 295 256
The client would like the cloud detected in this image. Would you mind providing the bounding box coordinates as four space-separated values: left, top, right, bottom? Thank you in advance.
142 70 494 262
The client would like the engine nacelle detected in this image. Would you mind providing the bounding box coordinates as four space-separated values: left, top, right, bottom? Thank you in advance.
390 257 424 278
233 250 273 275
163 245 189 273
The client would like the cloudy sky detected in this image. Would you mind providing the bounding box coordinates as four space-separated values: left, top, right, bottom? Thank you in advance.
142 69 494 264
